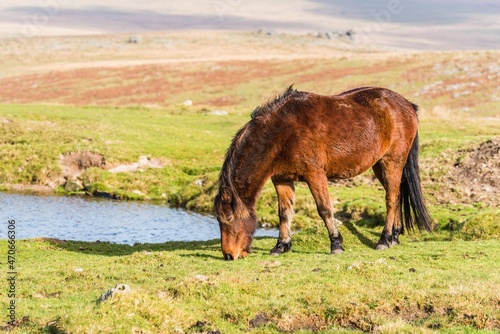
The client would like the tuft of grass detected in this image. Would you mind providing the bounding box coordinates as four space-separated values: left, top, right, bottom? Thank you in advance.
459 212 500 241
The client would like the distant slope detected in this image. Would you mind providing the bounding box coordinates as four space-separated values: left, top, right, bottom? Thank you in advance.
0 0 499 50
0 31 498 117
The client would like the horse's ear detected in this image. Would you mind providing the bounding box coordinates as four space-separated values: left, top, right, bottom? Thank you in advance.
221 187 232 204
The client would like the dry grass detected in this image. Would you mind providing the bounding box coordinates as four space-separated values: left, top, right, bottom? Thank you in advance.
1 31 498 117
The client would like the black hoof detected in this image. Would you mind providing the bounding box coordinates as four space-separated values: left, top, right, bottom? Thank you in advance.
330 234 344 255
391 227 402 246
330 247 344 255
270 240 292 255
375 243 389 251
376 230 391 251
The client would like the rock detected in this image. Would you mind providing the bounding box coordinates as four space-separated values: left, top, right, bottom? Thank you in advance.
128 35 141 44
114 284 131 294
64 180 84 192
96 284 131 304
132 190 146 197
107 155 166 173
183 100 193 106
206 110 228 116
192 178 206 186
347 262 361 270
194 274 209 282
257 28 277 36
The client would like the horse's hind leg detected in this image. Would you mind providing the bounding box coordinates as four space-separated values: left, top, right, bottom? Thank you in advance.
305 171 344 255
270 179 295 255
372 160 404 250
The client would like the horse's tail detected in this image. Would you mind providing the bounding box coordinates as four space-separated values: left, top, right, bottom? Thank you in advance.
400 105 434 233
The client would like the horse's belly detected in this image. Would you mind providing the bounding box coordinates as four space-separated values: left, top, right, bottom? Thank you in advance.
325 162 373 180
324 148 382 179
273 149 379 181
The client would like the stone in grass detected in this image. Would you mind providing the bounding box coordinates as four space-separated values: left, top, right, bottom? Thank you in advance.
64 180 84 192
96 284 131 304
206 110 228 116
195 275 209 282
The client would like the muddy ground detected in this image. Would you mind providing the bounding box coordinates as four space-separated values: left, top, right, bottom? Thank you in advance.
428 137 500 207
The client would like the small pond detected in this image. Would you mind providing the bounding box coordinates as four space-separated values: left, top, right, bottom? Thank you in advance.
0 192 277 245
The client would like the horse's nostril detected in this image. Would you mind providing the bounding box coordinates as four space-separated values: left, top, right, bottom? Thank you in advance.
224 254 234 261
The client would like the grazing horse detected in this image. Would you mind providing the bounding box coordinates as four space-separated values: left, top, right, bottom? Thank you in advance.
214 86 433 260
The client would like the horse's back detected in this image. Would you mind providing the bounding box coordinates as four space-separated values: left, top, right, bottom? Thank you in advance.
287 87 417 141
315 87 418 134
270 87 418 180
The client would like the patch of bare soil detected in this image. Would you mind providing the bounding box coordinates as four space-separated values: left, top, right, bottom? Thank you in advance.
458 137 500 192
59 151 168 177
59 151 106 180
426 137 500 207
275 314 327 333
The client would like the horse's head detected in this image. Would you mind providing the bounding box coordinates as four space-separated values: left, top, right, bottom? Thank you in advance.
214 186 256 260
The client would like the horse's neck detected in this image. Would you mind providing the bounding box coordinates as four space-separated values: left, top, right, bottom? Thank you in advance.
232 147 273 210
228 118 279 210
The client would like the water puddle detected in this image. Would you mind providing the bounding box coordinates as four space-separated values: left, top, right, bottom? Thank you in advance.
0 192 277 245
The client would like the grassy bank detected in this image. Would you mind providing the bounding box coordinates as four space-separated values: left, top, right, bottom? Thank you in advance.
1 103 499 233
2 231 500 333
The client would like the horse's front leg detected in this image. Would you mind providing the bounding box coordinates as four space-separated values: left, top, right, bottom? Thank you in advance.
270 179 295 255
305 172 344 255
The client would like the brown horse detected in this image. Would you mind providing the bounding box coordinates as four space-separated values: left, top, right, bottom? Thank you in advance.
214 86 433 260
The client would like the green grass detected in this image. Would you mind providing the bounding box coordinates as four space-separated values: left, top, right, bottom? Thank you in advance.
1 101 499 334
418 117 500 158
2 233 499 333
1 103 499 232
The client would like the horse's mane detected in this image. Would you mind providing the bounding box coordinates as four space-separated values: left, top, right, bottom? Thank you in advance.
217 124 250 223
251 85 307 119
217 85 307 223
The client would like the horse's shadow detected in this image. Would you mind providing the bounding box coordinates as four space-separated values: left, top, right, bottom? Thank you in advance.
41 236 285 260
342 221 378 249
40 237 223 258
39 222 378 258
